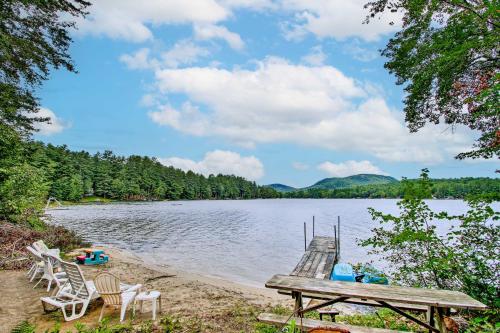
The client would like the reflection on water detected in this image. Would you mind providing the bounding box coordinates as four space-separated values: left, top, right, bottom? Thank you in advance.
47 199 471 287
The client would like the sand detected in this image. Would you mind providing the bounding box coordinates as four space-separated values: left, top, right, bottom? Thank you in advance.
0 247 289 333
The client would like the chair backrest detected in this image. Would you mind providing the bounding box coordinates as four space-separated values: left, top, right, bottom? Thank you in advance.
41 253 60 278
33 240 50 253
60 260 90 299
94 272 122 305
26 246 42 260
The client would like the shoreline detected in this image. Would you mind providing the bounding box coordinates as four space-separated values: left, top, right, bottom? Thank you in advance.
0 245 288 332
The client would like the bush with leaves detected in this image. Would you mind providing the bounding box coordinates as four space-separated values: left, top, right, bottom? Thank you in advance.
360 169 499 311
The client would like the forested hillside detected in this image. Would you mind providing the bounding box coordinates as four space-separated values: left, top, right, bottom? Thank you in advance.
308 174 398 190
283 177 500 199
26 142 279 202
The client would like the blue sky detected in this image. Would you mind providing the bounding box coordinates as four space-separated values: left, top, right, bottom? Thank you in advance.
35 0 499 187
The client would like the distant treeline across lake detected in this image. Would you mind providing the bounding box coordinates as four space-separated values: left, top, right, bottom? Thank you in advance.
280 177 500 200
30 142 279 201
31 143 498 202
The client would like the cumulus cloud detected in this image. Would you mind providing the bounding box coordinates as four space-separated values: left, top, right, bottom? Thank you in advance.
280 0 402 41
32 108 69 136
120 41 210 70
120 48 156 70
75 0 229 42
162 40 211 68
318 160 388 177
301 45 327 66
194 24 245 50
158 150 264 180
148 57 473 163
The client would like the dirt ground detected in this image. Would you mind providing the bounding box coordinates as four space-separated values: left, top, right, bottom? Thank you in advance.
0 247 288 333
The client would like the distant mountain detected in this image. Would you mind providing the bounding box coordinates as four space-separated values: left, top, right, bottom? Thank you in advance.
308 174 398 190
267 174 398 192
266 183 296 192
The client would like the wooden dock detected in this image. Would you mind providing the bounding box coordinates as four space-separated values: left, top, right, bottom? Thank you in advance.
290 236 338 279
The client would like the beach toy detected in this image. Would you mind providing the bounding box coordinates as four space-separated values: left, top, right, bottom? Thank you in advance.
330 263 356 282
76 249 109 265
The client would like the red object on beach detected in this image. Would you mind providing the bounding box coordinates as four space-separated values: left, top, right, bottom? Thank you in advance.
76 255 86 262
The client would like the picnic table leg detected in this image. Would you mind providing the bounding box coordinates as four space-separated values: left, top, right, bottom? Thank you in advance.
427 306 435 333
292 291 303 313
436 307 447 333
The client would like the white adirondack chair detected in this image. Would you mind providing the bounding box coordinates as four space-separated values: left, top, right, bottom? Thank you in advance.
40 260 99 321
93 272 142 322
26 246 44 282
33 254 67 292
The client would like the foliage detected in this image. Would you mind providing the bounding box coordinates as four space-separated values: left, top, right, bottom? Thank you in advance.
360 169 499 308
10 321 35 333
23 142 280 202
0 163 49 227
0 221 88 270
466 311 500 333
365 0 500 160
0 0 89 136
283 176 500 199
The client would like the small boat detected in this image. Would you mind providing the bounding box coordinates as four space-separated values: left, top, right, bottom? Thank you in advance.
330 263 356 282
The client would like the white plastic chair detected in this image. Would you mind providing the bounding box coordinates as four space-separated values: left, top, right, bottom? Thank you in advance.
33 240 60 258
33 254 67 292
94 272 142 322
40 260 99 321
26 246 44 282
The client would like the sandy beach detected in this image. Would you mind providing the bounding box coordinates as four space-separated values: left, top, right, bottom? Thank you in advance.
0 247 288 333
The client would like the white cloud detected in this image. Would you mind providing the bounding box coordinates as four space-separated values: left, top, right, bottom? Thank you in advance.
76 0 229 42
194 24 245 50
33 108 69 136
159 150 264 180
301 45 327 66
318 160 388 177
120 41 210 72
292 162 309 170
119 48 156 70
148 57 473 163
162 40 210 68
280 0 402 41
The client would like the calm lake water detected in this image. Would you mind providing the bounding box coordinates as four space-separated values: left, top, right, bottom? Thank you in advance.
47 199 473 287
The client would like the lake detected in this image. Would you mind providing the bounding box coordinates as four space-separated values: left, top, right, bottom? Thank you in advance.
47 199 473 287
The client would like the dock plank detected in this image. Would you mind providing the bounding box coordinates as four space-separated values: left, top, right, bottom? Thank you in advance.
290 236 338 279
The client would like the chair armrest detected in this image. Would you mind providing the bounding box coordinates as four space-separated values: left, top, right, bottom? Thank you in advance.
122 284 142 293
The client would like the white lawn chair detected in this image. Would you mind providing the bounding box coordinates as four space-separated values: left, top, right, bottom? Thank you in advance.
26 246 44 282
33 240 60 258
94 272 142 322
33 254 67 293
40 260 99 321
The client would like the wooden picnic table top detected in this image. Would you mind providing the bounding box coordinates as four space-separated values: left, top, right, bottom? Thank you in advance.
266 274 488 310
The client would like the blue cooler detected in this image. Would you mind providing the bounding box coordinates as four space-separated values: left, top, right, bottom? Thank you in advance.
330 263 356 282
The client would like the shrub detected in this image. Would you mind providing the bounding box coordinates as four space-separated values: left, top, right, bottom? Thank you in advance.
360 169 499 309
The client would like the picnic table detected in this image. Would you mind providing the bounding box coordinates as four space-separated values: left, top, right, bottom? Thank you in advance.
262 274 488 333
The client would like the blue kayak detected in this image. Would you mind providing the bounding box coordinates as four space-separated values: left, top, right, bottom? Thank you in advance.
330 263 356 282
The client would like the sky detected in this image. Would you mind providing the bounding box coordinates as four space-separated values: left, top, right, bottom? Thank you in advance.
35 0 499 188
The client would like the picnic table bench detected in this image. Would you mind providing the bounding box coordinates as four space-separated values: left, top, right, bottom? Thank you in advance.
261 274 488 333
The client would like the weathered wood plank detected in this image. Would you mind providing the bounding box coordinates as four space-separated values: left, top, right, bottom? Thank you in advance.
291 236 338 279
257 313 407 333
278 290 431 312
266 275 488 310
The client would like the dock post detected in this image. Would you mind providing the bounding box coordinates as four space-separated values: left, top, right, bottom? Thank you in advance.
312 216 315 237
337 216 341 258
304 222 307 251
